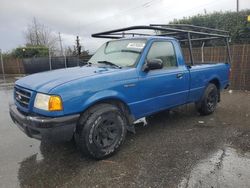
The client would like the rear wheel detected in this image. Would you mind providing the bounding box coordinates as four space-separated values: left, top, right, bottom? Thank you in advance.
75 103 127 159
196 83 219 115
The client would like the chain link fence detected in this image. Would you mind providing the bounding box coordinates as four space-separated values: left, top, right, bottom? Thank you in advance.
22 55 91 74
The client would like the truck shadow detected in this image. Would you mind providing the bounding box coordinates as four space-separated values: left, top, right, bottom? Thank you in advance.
17 140 94 188
133 104 199 131
17 104 215 188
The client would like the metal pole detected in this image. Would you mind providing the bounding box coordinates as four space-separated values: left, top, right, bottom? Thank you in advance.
187 32 194 65
237 0 239 12
201 42 205 63
64 53 67 68
0 49 6 81
58 32 63 56
77 55 80 66
226 38 232 64
48 48 52 70
58 32 66 68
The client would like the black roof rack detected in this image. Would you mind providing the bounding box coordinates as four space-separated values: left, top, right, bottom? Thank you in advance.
91 24 231 65
150 24 229 34
92 25 230 41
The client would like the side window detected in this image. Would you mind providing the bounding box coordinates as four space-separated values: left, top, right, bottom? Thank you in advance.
146 41 177 69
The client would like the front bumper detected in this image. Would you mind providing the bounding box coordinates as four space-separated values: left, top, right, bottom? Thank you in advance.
9 104 80 142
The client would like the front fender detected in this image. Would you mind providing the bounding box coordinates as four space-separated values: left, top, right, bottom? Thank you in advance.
80 90 129 112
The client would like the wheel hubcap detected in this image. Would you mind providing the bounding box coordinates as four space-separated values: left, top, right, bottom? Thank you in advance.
207 90 217 111
93 117 120 149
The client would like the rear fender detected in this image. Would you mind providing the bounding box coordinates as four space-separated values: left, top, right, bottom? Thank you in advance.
206 75 221 89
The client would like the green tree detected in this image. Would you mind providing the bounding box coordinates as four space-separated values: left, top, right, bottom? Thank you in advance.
12 46 49 58
72 36 89 56
169 9 250 43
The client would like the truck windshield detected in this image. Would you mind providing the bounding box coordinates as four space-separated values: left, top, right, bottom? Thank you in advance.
89 39 146 67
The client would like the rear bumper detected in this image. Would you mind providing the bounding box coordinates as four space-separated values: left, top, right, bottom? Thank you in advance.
9 104 80 142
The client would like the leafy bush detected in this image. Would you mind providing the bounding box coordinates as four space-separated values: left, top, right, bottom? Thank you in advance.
170 9 250 43
12 46 49 58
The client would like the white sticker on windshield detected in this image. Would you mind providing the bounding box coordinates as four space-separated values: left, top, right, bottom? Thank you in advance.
127 43 145 49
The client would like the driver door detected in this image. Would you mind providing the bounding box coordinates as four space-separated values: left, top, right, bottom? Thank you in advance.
137 40 189 116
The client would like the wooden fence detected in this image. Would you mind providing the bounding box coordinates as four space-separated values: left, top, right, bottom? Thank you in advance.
0 58 24 74
183 44 250 90
230 45 250 90
1 44 250 90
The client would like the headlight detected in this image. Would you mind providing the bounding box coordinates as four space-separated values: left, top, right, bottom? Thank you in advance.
34 93 63 111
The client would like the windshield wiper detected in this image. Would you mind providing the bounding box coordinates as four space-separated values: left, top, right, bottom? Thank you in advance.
97 61 121 69
121 49 141 54
80 61 92 67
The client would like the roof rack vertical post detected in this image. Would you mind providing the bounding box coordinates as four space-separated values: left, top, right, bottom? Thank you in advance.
226 37 231 64
187 32 194 65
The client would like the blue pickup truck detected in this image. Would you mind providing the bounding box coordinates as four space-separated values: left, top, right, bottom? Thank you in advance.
10 25 230 159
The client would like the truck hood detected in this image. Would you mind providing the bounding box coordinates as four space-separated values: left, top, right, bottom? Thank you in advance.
16 66 121 93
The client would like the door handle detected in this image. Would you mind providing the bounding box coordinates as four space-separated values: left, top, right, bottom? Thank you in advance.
176 73 184 79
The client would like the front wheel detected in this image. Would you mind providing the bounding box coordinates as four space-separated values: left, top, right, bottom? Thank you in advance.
75 103 127 159
196 83 219 115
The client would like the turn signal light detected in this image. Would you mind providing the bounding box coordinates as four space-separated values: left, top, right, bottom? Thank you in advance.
49 96 63 111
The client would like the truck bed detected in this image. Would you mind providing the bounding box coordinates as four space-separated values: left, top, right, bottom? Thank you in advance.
188 62 230 102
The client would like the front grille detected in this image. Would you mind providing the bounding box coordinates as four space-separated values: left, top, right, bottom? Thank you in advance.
15 87 31 108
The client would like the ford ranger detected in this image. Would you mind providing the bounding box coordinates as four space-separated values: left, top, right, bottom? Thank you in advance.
10 25 230 159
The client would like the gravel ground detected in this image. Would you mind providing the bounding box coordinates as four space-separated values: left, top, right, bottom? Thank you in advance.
0 83 250 188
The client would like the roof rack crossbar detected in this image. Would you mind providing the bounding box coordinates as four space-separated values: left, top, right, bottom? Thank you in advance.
150 24 229 34
93 35 121 39
180 36 224 42
108 31 185 37
107 32 153 36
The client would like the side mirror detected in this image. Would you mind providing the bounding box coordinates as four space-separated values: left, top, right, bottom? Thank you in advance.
143 59 163 72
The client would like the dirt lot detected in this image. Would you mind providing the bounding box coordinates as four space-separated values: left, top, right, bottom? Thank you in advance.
0 82 250 188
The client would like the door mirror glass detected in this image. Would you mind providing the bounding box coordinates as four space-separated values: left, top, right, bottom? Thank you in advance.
143 59 163 72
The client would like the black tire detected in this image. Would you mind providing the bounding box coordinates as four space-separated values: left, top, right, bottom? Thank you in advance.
196 83 219 115
75 103 127 159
